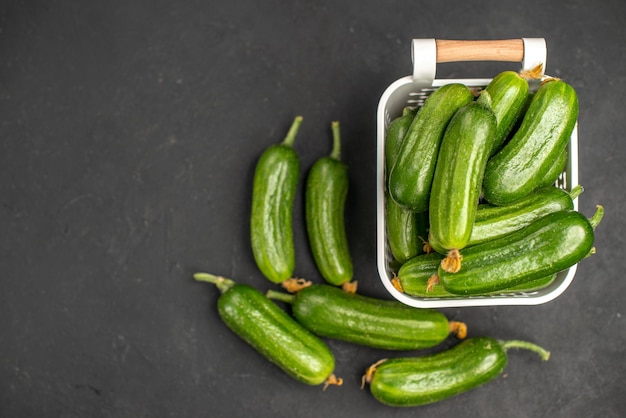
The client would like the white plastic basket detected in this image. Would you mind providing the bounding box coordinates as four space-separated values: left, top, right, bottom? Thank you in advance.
376 39 579 308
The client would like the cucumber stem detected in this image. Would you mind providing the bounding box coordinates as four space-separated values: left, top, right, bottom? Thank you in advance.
589 205 604 230
569 184 584 200
519 63 544 80
322 374 343 391
391 276 404 293
441 249 462 273
341 280 358 294
266 289 296 304
449 321 468 339
330 120 342 160
282 116 303 147
193 273 235 294
500 339 551 361
280 277 313 293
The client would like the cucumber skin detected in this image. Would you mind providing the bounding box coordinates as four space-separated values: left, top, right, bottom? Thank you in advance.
306 156 353 285
217 284 335 386
538 149 567 188
368 337 507 407
440 210 594 295
396 252 444 295
385 108 425 263
385 107 416 172
250 143 299 283
483 79 579 206
484 71 530 156
428 101 497 253
468 186 575 247
290 284 451 351
388 84 474 212
396 253 556 298
386 197 428 264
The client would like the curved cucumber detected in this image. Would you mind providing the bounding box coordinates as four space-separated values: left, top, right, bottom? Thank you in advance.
468 185 581 247
193 274 340 388
428 97 497 263
385 107 416 173
388 83 474 212
484 70 530 156
395 253 556 298
267 284 466 351
250 117 302 283
483 79 579 205
363 337 550 407
385 107 426 263
538 149 568 188
305 121 353 286
440 207 603 295
386 198 429 264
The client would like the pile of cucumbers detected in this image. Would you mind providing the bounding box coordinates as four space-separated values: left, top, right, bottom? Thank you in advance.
386 70 604 297
190 78 600 406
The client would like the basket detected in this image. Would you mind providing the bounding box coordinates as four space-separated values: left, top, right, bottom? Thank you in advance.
376 39 579 308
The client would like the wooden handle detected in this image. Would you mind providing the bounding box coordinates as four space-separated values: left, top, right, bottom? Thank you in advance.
435 39 525 63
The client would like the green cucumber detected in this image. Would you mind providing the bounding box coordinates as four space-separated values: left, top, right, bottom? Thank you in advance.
193 273 342 388
483 79 579 205
385 107 426 263
385 107 416 173
394 252 444 295
388 83 474 212
305 121 353 286
440 206 603 295
394 253 556 298
483 70 530 156
538 149 568 188
363 337 550 407
468 185 582 247
428 96 497 270
267 284 467 351
386 202 429 264
250 116 302 283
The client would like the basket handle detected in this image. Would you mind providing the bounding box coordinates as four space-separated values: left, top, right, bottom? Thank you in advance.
436 39 525 63
411 38 546 84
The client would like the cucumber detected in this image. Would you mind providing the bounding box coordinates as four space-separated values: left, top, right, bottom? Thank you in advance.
440 206 603 295
538 149 568 188
388 83 474 212
428 96 497 271
394 252 443 295
250 116 302 283
394 253 557 298
468 185 582 247
386 202 429 264
267 284 467 351
483 79 579 205
385 107 426 263
193 273 342 388
305 121 353 286
385 107 416 173
483 70 530 156
363 337 550 407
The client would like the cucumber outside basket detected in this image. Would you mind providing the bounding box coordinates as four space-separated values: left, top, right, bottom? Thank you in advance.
376 38 580 308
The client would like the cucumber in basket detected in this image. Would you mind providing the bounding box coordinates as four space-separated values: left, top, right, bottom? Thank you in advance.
387 83 473 213
483 78 579 206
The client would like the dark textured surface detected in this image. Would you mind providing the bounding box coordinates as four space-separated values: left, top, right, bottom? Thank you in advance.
1 1 624 417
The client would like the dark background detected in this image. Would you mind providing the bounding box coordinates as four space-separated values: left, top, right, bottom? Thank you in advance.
1 1 624 417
